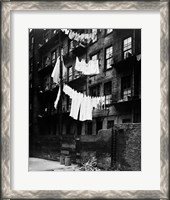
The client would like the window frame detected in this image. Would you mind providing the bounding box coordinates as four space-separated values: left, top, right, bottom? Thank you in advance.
105 45 113 70
89 84 100 97
51 50 56 67
121 75 132 100
104 81 112 106
123 36 133 59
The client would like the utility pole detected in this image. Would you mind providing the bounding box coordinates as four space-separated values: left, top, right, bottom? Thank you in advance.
59 30 63 136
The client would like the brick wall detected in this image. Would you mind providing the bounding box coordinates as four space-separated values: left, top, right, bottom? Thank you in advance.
114 123 141 171
80 123 141 171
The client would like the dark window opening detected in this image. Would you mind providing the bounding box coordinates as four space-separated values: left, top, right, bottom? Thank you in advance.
51 51 56 67
96 119 103 134
107 120 114 129
87 121 92 135
90 84 100 97
77 122 82 135
133 108 141 123
44 76 52 91
104 81 112 106
122 118 131 123
121 76 132 100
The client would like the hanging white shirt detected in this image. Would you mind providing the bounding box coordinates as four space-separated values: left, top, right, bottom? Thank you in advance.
51 56 60 84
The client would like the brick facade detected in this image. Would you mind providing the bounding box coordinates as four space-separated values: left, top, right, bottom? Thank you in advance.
29 29 141 170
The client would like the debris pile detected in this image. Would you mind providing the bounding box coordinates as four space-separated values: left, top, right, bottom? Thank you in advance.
79 157 101 171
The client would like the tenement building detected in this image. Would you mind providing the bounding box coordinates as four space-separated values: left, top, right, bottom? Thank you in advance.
29 29 141 170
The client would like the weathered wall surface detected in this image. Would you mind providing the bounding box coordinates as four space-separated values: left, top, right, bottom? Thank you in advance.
114 123 141 171
30 135 61 161
80 123 141 171
30 123 141 171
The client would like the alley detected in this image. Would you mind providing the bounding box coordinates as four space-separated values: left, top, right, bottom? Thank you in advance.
29 157 80 171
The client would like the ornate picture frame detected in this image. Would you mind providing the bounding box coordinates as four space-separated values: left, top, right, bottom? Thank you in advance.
1 0 169 199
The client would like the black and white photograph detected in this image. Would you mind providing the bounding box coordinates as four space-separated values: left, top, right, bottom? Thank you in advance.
29 28 141 172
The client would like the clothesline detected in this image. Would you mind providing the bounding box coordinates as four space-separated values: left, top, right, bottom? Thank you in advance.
61 29 97 44
51 56 100 84
63 84 105 121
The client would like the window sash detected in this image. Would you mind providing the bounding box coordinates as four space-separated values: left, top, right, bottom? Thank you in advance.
123 37 132 59
105 46 113 69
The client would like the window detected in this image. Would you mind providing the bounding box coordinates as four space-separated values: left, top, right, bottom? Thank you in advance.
90 84 100 97
87 121 93 135
51 51 56 67
121 76 132 100
89 53 100 78
105 46 113 70
44 55 51 68
133 107 141 123
67 66 73 82
96 119 102 134
107 120 114 129
123 37 132 59
104 81 112 105
106 29 113 34
104 81 112 95
44 76 52 91
122 119 131 123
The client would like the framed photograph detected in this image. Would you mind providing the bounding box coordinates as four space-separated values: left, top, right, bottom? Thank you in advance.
1 0 169 199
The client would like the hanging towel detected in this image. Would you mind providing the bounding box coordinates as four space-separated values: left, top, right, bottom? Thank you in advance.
70 92 83 120
79 95 87 121
54 86 61 109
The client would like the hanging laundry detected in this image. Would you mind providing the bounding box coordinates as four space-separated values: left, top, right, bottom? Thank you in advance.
54 86 61 109
69 30 75 40
84 60 100 75
75 57 100 75
63 84 106 121
85 96 93 120
61 55 67 79
66 29 98 44
51 56 60 84
63 84 74 98
79 95 88 121
61 29 69 35
70 92 84 120
51 56 67 85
